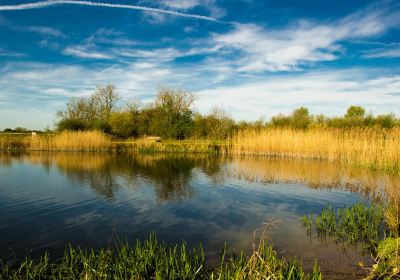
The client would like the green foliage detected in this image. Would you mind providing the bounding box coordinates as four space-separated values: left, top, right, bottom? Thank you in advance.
270 105 399 129
57 84 120 132
291 107 311 129
301 213 313 233
212 241 322 280
55 83 400 139
57 118 88 131
0 234 322 280
151 88 195 139
368 238 400 279
345 106 366 119
374 114 397 129
192 107 236 140
270 107 311 129
109 111 138 138
301 204 400 279
301 203 386 249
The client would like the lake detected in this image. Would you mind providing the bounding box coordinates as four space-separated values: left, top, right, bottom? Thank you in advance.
0 152 397 279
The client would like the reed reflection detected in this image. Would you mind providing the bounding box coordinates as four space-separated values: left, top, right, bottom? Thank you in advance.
1 152 398 202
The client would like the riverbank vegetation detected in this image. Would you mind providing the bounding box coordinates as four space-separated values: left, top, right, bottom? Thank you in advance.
1 84 400 173
2 127 400 174
0 233 322 280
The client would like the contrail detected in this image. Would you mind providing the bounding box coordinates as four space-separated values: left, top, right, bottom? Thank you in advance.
0 0 217 21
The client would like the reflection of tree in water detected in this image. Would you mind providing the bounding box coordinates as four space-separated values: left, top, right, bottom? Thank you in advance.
32 153 218 202
193 156 228 186
2 152 398 203
56 154 123 200
134 156 196 202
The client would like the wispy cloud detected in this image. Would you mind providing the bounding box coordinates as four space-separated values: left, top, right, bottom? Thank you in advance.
63 46 112 59
28 26 66 37
0 0 217 21
0 47 25 57
363 47 400 58
195 71 400 120
157 0 203 10
1 61 400 130
200 4 400 73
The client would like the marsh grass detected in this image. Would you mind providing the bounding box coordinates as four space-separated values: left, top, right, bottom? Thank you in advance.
301 204 385 250
301 203 400 279
2 127 400 174
0 131 113 152
0 233 322 280
233 127 400 174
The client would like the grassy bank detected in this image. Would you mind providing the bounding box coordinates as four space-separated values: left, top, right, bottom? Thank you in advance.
1 127 400 174
0 234 322 280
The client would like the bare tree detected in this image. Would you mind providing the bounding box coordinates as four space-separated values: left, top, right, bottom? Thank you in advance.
94 84 121 120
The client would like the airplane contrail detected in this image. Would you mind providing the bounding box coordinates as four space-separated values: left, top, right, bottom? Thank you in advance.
0 0 217 22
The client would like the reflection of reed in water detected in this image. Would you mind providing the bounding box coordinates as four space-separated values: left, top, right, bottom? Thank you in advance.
2 153 398 203
226 157 400 201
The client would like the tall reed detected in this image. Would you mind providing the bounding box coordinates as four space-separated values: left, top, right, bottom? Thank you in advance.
232 127 400 174
0 131 113 151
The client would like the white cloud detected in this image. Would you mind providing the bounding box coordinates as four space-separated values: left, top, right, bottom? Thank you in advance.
195 71 400 120
1 60 400 130
63 46 112 59
363 48 400 58
158 0 202 10
0 47 24 57
204 6 400 73
28 26 66 37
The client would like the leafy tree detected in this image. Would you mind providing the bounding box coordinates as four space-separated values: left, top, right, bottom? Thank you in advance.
270 114 291 127
57 84 120 132
343 106 366 127
151 87 195 139
374 114 396 128
57 118 88 131
345 106 366 119
109 111 137 138
15 127 29 133
291 107 311 129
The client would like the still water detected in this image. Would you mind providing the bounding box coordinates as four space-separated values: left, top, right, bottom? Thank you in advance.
0 153 397 278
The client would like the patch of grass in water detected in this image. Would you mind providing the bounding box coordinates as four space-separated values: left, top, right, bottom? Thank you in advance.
301 203 400 279
301 203 385 250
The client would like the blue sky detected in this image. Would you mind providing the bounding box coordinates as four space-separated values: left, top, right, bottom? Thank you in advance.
0 0 400 129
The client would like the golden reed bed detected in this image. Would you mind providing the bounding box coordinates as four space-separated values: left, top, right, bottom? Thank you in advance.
1 127 400 174
0 131 112 151
232 127 400 174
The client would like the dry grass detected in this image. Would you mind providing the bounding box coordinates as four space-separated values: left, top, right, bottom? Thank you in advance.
2 127 400 174
0 131 113 151
232 127 400 174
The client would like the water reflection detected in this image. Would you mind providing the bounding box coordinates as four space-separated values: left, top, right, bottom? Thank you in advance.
2 153 397 202
0 152 398 279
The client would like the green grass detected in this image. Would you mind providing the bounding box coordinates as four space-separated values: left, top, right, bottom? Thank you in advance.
0 234 322 280
301 203 386 250
301 203 400 279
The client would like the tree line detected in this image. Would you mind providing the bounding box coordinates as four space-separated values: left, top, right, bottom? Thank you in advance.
3 84 399 138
